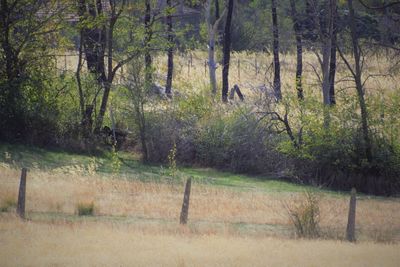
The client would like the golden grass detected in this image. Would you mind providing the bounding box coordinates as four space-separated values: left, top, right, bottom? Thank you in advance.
59 49 400 97
0 164 399 241
153 50 400 97
1 214 399 267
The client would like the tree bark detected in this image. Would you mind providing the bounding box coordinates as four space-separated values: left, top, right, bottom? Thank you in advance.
222 0 234 103
329 4 337 105
95 1 120 133
321 0 336 106
165 0 174 98
289 0 303 100
215 0 220 19
206 0 225 95
347 0 372 162
271 0 282 101
144 0 153 87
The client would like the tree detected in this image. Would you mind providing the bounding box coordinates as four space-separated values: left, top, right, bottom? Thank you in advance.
76 0 143 134
222 0 234 103
0 0 64 140
165 0 174 98
338 0 372 162
144 0 153 87
306 0 337 106
125 59 149 163
289 0 303 100
329 5 338 105
321 0 336 106
271 0 282 101
205 0 226 95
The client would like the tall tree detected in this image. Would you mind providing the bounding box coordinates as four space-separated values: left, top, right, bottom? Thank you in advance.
0 0 63 140
77 0 139 134
329 5 338 105
144 0 153 87
289 0 303 100
165 0 174 98
222 0 234 102
78 0 106 85
307 0 337 105
205 0 225 95
339 0 373 162
271 0 282 101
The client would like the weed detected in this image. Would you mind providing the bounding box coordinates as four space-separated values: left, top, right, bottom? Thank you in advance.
284 190 321 238
76 202 95 216
111 144 121 175
87 156 98 175
0 195 17 212
168 142 177 178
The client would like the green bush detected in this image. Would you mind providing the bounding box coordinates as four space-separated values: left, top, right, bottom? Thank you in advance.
76 202 95 216
0 196 17 212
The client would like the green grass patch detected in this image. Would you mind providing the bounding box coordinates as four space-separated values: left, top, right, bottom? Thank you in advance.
0 142 335 194
76 202 95 216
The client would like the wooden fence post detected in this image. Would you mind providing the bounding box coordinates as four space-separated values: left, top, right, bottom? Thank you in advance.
17 168 27 219
346 187 357 242
180 177 192 225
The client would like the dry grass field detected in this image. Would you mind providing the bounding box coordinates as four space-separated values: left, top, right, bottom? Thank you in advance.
1 215 400 267
58 49 400 98
1 161 400 266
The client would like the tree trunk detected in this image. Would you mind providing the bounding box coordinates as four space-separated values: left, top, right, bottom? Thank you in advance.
289 0 303 100
321 0 336 106
329 4 337 105
95 4 119 133
347 0 372 162
205 0 225 95
144 0 153 87
222 0 234 102
271 0 282 101
208 27 218 95
80 0 107 83
215 0 220 19
137 104 148 163
165 0 174 98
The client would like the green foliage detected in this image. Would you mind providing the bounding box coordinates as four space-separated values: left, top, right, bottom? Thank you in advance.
168 142 178 178
0 196 17 212
76 202 95 216
110 144 121 175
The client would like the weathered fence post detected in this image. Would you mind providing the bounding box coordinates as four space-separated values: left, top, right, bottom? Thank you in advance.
204 60 207 75
17 168 27 219
346 187 357 242
180 177 192 225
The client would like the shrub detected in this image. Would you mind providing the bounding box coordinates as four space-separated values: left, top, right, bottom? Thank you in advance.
76 202 95 216
284 190 321 238
0 196 17 212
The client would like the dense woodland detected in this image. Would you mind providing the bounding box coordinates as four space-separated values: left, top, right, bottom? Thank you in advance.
1 0 400 195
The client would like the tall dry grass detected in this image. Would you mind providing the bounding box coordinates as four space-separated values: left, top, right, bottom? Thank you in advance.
0 214 399 267
0 164 399 241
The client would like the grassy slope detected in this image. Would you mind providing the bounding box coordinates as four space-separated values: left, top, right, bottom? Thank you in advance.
0 142 313 193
